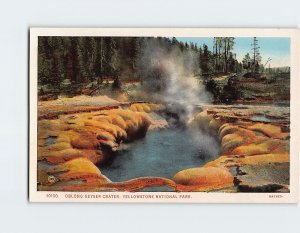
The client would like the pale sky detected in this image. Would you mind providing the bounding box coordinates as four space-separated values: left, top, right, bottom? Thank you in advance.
176 37 290 68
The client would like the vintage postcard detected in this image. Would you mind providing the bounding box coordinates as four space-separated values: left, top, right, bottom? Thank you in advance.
29 28 299 203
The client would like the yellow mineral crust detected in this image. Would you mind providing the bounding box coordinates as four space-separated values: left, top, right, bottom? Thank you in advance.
130 103 163 113
38 104 154 190
37 102 290 192
238 153 289 165
182 109 290 192
173 167 234 191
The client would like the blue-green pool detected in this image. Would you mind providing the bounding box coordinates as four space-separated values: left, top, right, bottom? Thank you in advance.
99 127 220 182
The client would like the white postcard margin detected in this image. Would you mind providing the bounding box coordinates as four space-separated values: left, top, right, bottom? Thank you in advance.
29 28 299 203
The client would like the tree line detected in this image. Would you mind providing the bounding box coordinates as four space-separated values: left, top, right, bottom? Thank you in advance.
38 36 243 88
38 36 139 86
199 37 242 75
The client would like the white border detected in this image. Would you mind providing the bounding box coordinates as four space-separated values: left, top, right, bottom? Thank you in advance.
29 28 299 203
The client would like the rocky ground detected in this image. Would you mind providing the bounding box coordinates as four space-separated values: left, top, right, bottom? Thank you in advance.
36 96 290 193
184 104 290 192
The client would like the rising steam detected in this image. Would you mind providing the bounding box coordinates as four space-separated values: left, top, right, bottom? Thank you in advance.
137 38 212 118
135 38 219 158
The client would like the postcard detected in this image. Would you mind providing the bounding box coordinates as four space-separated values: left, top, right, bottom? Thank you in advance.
29 28 299 203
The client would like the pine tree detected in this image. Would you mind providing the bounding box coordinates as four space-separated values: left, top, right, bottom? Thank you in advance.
200 44 211 74
251 37 261 73
242 53 251 72
222 37 235 73
106 37 120 77
67 37 79 84
38 37 51 85
94 37 106 84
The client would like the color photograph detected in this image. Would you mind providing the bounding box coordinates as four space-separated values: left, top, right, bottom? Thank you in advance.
29 28 299 202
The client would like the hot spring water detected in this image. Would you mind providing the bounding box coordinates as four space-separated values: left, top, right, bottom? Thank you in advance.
99 125 220 183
